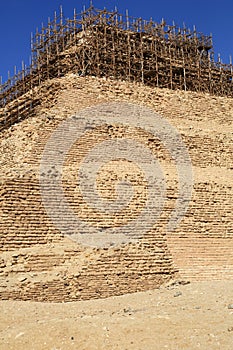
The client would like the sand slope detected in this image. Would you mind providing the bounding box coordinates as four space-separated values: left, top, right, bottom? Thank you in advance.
1 280 233 350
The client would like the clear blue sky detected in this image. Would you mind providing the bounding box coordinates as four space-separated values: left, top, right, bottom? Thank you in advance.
0 0 232 83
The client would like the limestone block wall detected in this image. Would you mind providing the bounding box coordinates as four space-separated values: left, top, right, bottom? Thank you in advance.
0 74 232 302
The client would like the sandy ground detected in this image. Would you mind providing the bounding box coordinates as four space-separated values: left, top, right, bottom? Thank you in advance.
1 280 233 350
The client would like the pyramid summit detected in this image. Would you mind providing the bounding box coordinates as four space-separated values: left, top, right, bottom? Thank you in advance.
1 5 233 131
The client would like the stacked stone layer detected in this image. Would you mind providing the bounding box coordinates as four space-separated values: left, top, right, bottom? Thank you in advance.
0 75 232 301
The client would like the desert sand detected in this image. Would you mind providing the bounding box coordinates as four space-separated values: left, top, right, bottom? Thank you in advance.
1 279 233 350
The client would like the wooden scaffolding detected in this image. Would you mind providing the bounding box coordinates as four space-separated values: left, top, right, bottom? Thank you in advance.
1 5 233 131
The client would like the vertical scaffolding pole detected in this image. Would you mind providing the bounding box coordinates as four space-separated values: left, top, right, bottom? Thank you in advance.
181 46 186 91
230 55 233 92
126 9 131 81
139 19 144 84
